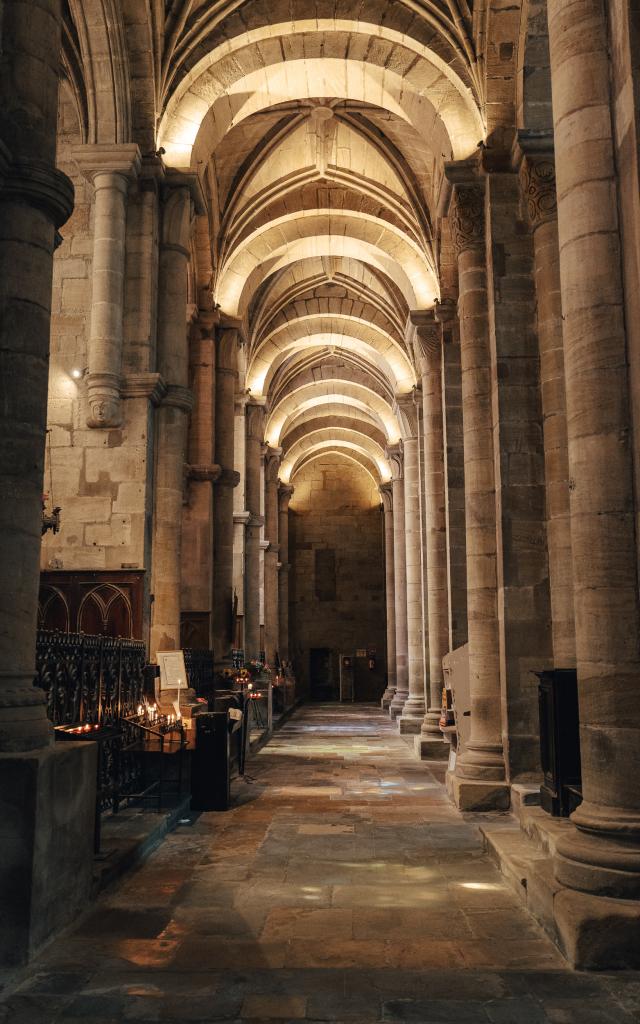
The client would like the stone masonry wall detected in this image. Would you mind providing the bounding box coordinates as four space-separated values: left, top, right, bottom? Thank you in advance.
289 455 386 699
41 83 156 575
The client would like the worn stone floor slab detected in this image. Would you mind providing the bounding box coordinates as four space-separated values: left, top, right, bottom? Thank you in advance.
1 703 639 1023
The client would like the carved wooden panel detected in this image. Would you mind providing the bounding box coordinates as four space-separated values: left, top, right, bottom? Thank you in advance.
39 571 145 640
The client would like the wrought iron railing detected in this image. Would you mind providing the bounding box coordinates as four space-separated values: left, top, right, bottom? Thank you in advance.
35 629 146 727
34 630 149 845
183 647 215 698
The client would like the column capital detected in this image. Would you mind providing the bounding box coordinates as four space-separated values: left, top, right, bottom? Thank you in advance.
515 130 557 232
386 443 404 481
379 481 393 511
72 143 142 185
444 154 486 255
161 384 195 413
216 323 241 373
164 169 207 215
214 467 240 488
161 185 194 256
121 371 167 405
264 445 283 482
278 483 295 511
246 398 266 441
394 390 420 439
187 463 222 482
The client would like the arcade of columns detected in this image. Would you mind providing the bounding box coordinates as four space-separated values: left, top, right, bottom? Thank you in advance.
1 0 640 969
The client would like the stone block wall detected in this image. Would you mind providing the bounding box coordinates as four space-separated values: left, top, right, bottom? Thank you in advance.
41 83 155 575
289 455 386 699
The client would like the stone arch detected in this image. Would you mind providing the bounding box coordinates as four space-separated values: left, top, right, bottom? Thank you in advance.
157 25 484 169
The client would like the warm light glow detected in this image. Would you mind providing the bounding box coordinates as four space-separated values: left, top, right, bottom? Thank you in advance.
71 367 83 380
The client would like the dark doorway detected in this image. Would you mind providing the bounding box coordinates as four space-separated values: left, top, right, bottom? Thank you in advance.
309 647 335 701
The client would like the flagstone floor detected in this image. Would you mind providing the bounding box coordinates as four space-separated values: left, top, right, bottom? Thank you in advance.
3 703 640 1023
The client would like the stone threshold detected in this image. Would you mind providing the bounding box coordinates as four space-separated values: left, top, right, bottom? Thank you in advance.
480 785 640 970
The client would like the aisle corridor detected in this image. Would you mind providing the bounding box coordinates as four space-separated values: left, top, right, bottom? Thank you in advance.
3 705 640 1022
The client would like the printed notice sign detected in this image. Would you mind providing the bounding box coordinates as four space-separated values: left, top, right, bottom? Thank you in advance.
156 650 188 691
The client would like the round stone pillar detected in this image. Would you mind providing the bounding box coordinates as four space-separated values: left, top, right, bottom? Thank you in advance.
414 313 450 759
548 0 640 909
446 164 508 809
518 132 576 668
212 325 240 660
0 0 74 752
150 186 194 657
73 145 141 428
263 447 281 666
398 431 426 734
245 401 266 659
388 448 409 719
379 483 397 709
278 484 294 661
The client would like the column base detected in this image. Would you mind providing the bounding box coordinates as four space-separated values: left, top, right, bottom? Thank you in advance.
398 715 422 735
415 734 449 761
389 693 407 720
447 771 510 811
554 817 640 899
380 686 396 710
0 741 97 967
554 886 640 969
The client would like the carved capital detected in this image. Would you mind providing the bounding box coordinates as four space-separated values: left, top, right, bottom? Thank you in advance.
386 443 404 482
86 371 122 428
216 325 241 372
264 445 282 483
519 154 557 232
449 184 485 255
246 399 266 441
161 185 193 257
162 384 194 413
394 390 419 438
187 463 222 482
379 481 393 512
278 483 295 511
121 372 167 405
215 467 241 488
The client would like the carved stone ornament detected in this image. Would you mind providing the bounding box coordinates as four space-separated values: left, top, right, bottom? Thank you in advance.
449 184 485 255
86 372 122 428
520 155 557 230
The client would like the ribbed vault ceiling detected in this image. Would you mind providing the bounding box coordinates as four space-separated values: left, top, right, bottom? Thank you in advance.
125 1 483 485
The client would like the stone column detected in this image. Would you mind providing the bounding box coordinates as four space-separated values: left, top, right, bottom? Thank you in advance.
388 446 409 719
445 162 509 809
264 446 282 666
413 312 450 759
397 401 426 734
442 316 468 649
245 400 266 659
73 145 141 428
545 0 640 956
150 186 194 657
0 0 97 967
212 323 241 659
518 131 576 668
0 0 74 754
379 483 397 709
278 484 294 662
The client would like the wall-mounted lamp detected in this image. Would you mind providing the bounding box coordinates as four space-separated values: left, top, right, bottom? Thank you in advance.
70 367 87 380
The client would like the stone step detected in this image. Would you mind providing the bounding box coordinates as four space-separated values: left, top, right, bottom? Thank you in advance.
519 805 574 856
480 825 547 904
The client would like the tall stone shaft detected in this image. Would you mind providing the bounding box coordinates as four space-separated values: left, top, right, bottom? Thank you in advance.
379 482 397 709
388 448 409 719
212 324 240 658
446 166 508 809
